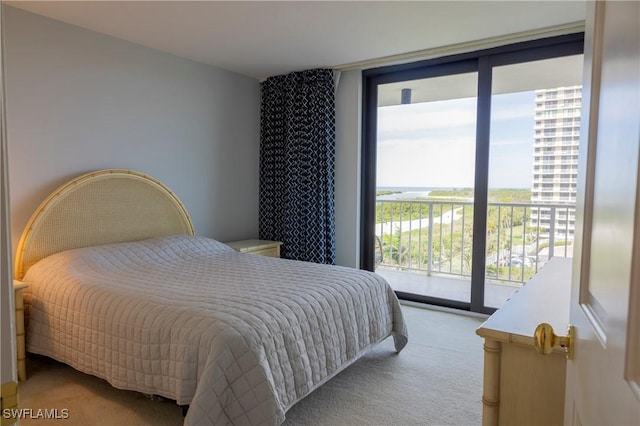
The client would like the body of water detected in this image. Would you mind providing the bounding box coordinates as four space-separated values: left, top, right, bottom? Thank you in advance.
376 187 458 200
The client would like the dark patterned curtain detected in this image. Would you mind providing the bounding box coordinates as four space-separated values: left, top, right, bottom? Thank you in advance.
259 69 336 264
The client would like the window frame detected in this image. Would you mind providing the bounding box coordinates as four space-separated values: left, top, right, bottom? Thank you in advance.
360 33 585 313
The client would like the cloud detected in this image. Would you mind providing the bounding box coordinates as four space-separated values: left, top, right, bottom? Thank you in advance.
378 99 477 133
375 90 537 189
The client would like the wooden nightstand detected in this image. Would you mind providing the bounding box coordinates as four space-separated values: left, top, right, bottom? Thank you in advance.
13 280 27 381
226 239 282 258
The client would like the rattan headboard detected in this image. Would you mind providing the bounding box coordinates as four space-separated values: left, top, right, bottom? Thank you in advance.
14 169 195 280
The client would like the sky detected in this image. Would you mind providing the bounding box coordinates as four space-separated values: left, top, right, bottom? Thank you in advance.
376 90 536 189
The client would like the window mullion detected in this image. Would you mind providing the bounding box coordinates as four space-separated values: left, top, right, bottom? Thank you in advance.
470 55 492 313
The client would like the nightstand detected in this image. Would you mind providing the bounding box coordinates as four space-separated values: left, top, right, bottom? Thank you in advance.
13 280 27 381
226 239 282 258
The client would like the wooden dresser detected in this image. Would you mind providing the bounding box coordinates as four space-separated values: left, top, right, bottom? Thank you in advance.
476 258 572 426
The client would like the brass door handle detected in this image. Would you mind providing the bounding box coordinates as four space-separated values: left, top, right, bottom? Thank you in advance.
534 322 575 359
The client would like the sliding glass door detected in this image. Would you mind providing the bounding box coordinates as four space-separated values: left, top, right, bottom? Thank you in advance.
362 34 584 313
374 71 478 308
484 55 584 308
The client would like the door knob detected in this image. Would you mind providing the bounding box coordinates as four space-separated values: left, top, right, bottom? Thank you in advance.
534 322 575 359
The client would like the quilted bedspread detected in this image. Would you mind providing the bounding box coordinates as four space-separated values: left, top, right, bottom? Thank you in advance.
24 235 408 425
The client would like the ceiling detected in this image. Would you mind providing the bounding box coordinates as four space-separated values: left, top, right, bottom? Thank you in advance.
6 1 586 80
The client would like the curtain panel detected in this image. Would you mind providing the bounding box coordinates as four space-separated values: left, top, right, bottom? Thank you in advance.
259 68 336 264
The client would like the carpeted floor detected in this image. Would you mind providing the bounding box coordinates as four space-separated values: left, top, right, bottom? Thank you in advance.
17 305 486 426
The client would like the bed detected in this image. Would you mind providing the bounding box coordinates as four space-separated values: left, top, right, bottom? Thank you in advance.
15 169 408 426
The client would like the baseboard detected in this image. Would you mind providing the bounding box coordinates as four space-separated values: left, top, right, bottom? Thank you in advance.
399 300 490 319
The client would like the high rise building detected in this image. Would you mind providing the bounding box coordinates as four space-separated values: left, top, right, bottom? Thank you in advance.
531 86 582 238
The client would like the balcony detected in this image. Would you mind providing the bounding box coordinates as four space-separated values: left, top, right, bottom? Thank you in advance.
374 199 575 308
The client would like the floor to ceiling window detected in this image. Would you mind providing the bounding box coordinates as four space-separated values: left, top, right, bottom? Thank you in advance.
361 34 584 314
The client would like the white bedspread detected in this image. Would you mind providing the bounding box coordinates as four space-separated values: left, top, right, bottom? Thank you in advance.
24 235 408 425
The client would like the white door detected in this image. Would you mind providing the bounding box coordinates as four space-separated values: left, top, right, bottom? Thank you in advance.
565 1 640 424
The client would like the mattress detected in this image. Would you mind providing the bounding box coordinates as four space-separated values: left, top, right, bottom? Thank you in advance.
24 235 408 425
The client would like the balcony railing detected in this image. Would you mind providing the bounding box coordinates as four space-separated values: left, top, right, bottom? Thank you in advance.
375 200 575 285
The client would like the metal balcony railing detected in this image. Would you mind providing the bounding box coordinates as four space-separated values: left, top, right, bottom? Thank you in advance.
375 199 575 285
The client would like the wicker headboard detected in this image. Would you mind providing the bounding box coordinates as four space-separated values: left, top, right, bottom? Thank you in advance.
14 169 195 280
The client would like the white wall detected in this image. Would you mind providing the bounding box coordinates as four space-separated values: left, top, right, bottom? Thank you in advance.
3 6 367 272
4 6 261 256
334 70 362 268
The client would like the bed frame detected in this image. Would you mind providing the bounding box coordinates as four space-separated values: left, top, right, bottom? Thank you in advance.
14 169 195 280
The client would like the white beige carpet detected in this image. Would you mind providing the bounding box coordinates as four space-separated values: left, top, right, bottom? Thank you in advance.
18 305 486 426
